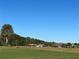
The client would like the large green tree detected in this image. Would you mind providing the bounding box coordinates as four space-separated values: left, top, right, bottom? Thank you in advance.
0 24 14 45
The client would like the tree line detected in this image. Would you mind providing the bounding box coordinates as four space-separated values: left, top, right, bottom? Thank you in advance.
0 24 79 48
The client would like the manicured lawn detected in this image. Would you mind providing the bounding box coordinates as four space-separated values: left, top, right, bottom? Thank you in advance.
0 47 79 59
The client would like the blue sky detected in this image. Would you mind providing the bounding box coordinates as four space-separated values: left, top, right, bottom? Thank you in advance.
0 0 79 43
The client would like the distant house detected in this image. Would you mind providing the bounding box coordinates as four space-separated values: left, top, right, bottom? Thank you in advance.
28 44 44 48
28 44 36 47
36 44 44 48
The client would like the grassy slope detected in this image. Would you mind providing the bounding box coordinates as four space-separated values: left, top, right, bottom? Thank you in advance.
0 47 79 59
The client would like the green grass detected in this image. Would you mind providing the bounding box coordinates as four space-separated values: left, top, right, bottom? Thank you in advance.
0 47 79 59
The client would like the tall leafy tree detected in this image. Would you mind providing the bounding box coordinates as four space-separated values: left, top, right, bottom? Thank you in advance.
1 24 14 45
